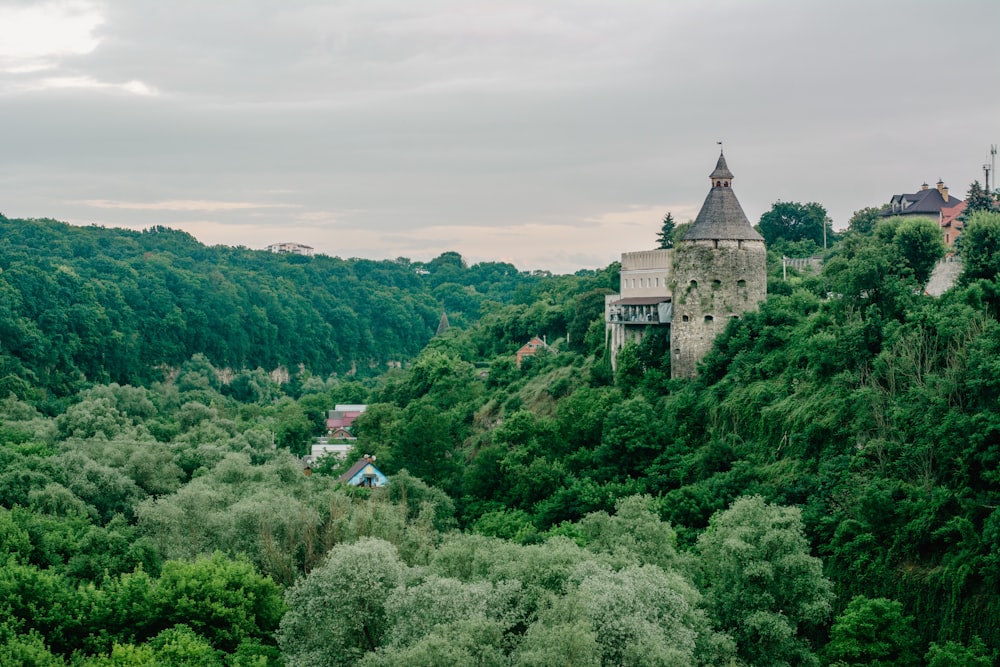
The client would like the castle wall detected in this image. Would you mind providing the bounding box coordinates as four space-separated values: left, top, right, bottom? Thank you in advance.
619 249 673 298
606 249 674 370
670 238 766 378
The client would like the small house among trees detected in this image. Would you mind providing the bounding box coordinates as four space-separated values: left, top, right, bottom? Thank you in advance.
884 180 962 218
515 336 552 368
337 455 388 487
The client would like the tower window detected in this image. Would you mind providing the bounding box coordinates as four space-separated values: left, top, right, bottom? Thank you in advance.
682 315 689 322
689 280 698 289
713 240 719 249
704 315 714 322
737 279 747 288
712 279 721 289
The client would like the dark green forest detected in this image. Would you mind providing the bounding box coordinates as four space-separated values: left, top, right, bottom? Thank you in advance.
3 209 1000 666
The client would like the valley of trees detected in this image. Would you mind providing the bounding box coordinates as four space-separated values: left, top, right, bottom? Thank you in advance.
3 205 1000 665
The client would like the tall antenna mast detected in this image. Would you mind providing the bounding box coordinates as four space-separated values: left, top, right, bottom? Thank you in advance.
992 144 997 195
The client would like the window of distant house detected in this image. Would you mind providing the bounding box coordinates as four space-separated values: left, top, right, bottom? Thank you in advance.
655 277 660 287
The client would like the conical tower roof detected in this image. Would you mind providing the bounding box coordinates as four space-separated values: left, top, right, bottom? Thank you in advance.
435 310 450 336
682 152 763 242
709 153 734 180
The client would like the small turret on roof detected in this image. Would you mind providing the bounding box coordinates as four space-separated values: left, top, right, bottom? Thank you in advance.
709 153 735 181
682 151 764 242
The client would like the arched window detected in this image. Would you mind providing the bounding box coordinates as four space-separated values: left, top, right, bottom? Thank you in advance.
712 279 721 289
737 279 747 288
689 280 698 289
704 315 714 322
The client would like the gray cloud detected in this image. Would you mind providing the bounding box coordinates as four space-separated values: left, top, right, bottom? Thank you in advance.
1 0 998 272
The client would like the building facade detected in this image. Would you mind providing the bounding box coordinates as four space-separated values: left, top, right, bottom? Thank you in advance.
265 242 315 256
605 152 767 379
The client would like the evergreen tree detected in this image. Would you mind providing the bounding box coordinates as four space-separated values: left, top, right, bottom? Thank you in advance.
962 180 994 220
656 212 675 249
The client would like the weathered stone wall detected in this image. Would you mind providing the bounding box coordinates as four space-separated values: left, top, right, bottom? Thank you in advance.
670 238 766 378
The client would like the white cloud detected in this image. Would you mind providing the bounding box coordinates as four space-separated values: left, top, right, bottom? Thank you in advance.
17 75 157 95
0 0 104 71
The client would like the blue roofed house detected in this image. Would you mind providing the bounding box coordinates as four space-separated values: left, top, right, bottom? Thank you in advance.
337 455 388 488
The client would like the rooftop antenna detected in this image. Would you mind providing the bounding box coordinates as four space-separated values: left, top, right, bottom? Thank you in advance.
991 144 998 195
717 140 723 154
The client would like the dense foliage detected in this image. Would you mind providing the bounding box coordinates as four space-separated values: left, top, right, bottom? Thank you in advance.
2 210 1000 665
0 216 604 406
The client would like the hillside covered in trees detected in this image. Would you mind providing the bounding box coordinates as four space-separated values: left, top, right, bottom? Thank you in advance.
4 210 1000 665
0 215 608 407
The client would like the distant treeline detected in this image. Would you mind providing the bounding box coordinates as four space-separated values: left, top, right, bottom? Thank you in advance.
0 215 611 408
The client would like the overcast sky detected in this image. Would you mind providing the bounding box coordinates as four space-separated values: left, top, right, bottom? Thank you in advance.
1 0 998 273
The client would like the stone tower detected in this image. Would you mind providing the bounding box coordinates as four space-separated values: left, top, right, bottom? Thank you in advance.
670 152 766 378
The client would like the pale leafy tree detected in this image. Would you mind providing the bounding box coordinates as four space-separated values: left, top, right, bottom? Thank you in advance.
696 495 833 667
533 561 726 667
577 495 680 572
360 618 509 667
380 575 521 649
515 617 602 667
278 538 405 667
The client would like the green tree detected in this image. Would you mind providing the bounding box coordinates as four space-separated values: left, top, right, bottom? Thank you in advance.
847 206 885 235
925 637 995 667
888 216 946 285
656 212 676 249
824 596 920 667
696 496 833 667
960 211 1000 283
962 180 994 219
757 201 832 250
151 553 285 653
